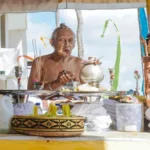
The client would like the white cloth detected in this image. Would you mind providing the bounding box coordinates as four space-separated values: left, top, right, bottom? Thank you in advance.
103 99 119 122
71 102 112 131
0 48 27 89
86 115 112 131
27 96 43 106
14 101 42 115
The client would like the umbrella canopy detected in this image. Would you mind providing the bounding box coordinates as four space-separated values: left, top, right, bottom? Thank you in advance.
0 0 146 13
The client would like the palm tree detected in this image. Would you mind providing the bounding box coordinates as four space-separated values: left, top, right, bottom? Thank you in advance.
75 10 84 59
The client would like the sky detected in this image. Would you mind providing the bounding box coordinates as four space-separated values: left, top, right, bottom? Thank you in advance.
26 9 143 92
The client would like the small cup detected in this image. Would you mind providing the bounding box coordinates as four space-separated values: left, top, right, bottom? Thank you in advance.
34 82 44 90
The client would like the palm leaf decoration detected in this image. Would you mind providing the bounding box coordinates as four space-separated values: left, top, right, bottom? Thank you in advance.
101 19 121 91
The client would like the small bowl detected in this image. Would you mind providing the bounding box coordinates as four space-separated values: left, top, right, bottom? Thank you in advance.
34 82 44 90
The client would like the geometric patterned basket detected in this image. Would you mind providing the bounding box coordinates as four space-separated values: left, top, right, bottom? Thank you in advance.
11 115 85 137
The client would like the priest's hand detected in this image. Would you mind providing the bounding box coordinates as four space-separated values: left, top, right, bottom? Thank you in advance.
57 70 78 85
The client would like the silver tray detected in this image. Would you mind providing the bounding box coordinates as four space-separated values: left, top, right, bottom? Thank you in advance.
61 91 120 97
0 90 126 99
0 90 55 96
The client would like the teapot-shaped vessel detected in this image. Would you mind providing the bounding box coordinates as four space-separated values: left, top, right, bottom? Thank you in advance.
80 57 104 85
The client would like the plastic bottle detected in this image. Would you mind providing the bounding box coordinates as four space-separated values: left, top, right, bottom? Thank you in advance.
34 103 43 115
33 105 38 116
0 71 6 90
35 103 42 111
56 104 62 115
0 95 14 133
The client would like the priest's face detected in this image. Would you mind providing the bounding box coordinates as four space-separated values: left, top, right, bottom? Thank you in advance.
51 28 75 57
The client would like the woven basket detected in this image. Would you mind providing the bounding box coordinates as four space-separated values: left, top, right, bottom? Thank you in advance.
11 115 85 137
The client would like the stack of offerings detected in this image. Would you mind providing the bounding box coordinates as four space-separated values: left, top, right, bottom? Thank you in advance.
103 99 119 124
71 102 112 131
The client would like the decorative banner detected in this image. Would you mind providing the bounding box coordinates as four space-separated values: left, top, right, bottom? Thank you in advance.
101 19 121 91
138 8 149 57
138 8 149 95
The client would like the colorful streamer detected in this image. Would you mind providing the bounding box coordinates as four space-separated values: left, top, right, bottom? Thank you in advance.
17 55 34 63
40 37 49 48
101 19 121 91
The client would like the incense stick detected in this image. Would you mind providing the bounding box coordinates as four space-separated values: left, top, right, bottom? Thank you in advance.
32 39 36 58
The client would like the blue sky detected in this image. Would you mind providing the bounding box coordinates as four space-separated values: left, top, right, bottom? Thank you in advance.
26 9 143 91
28 12 56 26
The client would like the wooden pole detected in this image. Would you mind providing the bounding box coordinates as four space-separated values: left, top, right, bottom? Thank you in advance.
146 0 150 31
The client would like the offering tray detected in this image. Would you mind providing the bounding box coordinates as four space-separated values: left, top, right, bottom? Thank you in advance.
0 90 127 101
11 115 85 137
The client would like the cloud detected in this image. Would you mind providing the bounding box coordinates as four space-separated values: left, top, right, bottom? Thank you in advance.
26 17 54 56
27 9 143 91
